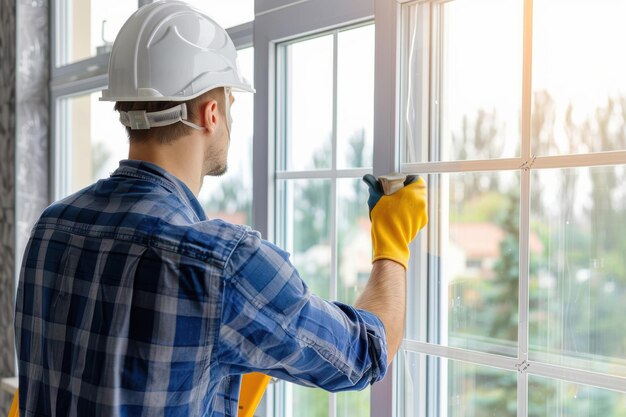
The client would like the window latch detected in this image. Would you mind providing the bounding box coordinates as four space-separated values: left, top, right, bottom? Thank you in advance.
516 360 531 373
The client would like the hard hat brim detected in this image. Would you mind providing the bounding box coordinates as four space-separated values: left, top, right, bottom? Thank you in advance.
100 83 255 102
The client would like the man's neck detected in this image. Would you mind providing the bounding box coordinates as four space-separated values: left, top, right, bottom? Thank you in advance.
128 136 204 196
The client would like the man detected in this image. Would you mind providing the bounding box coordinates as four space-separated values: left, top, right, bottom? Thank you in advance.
14 1 428 416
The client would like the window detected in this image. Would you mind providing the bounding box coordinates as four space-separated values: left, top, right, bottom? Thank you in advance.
44 0 626 415
54 0 138 66
183 0 255 29
51 0 143 199
52 1 255 218
399 1 626 417
273 23 375 417
531 1 626 156
198 47 255 224
55 91 127 197
53 49 255 224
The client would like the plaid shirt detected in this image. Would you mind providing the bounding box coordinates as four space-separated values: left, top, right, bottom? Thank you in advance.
14 160 387 417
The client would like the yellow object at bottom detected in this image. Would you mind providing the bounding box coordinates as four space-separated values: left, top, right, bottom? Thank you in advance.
8 389 18 417
7 375 271 417
238 373 271 417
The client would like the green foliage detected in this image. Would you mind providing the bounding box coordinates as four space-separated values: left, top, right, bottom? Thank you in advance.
201 176 253 224
292 386 328 417
287 129 372 415
293 178 331 254
450 192 510 222
448 94 626 415
528 378 626 417
489 188 520 342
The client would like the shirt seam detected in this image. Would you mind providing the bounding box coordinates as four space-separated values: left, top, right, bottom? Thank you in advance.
110 169 177 194
31 221 225 268
213 227 254 372
110 169 202 222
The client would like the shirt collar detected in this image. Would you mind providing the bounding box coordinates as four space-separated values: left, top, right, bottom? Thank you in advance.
112 159 207 222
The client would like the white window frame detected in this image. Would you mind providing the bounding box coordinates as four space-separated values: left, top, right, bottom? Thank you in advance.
254 1 401 416
394 1 626 417
273 20 375 417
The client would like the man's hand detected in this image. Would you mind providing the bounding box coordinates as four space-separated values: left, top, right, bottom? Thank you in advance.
362 174 428 270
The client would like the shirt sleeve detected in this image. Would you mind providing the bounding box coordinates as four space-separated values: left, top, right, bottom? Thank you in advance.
217 230 388 392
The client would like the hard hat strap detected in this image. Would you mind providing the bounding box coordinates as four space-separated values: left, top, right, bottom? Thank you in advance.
118 103 204 131
224 87 233 134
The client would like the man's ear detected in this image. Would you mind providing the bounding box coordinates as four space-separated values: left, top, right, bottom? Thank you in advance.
200 99 219 133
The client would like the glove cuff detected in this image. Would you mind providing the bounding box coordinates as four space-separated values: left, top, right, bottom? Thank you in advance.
371 228 410 270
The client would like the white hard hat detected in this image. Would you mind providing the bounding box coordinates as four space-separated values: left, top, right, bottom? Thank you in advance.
100 0 254 103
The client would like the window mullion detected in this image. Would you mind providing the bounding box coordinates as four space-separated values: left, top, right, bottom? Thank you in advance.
533 151 626 168
329 29 339 417
518 168 532 417
372 0 400 415
330 29 339 302
519 0 534 415
402 152 626 175
373 0 400 177
521 0 534 161
403 341 520 372
401 158 523 173
422 8 445 392
330 178 338 295
529 362 626 394
276 168 372 180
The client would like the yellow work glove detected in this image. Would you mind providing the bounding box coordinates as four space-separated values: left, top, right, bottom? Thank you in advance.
363 174 428 270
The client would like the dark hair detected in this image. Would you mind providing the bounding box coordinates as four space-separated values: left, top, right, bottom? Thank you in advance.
114 88 223 144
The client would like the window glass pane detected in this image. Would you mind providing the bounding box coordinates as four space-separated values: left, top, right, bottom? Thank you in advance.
184 0 254 29
401 2 430 164
337 388 370 417
529 375 626 417
59 92 127 196
277 179 332 299
530 165 626 377
57 0 137 66
403 0 523 163
283 35 334 170
532 1 626 155
290 385 329 417
407 172 520 356
440 0 522 162
337 25 374 169
404 352 517 417
275 25 375 417
337 178 371 305
198 47 254 225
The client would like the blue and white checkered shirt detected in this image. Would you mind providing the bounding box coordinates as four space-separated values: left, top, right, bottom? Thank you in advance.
14 160 387 417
